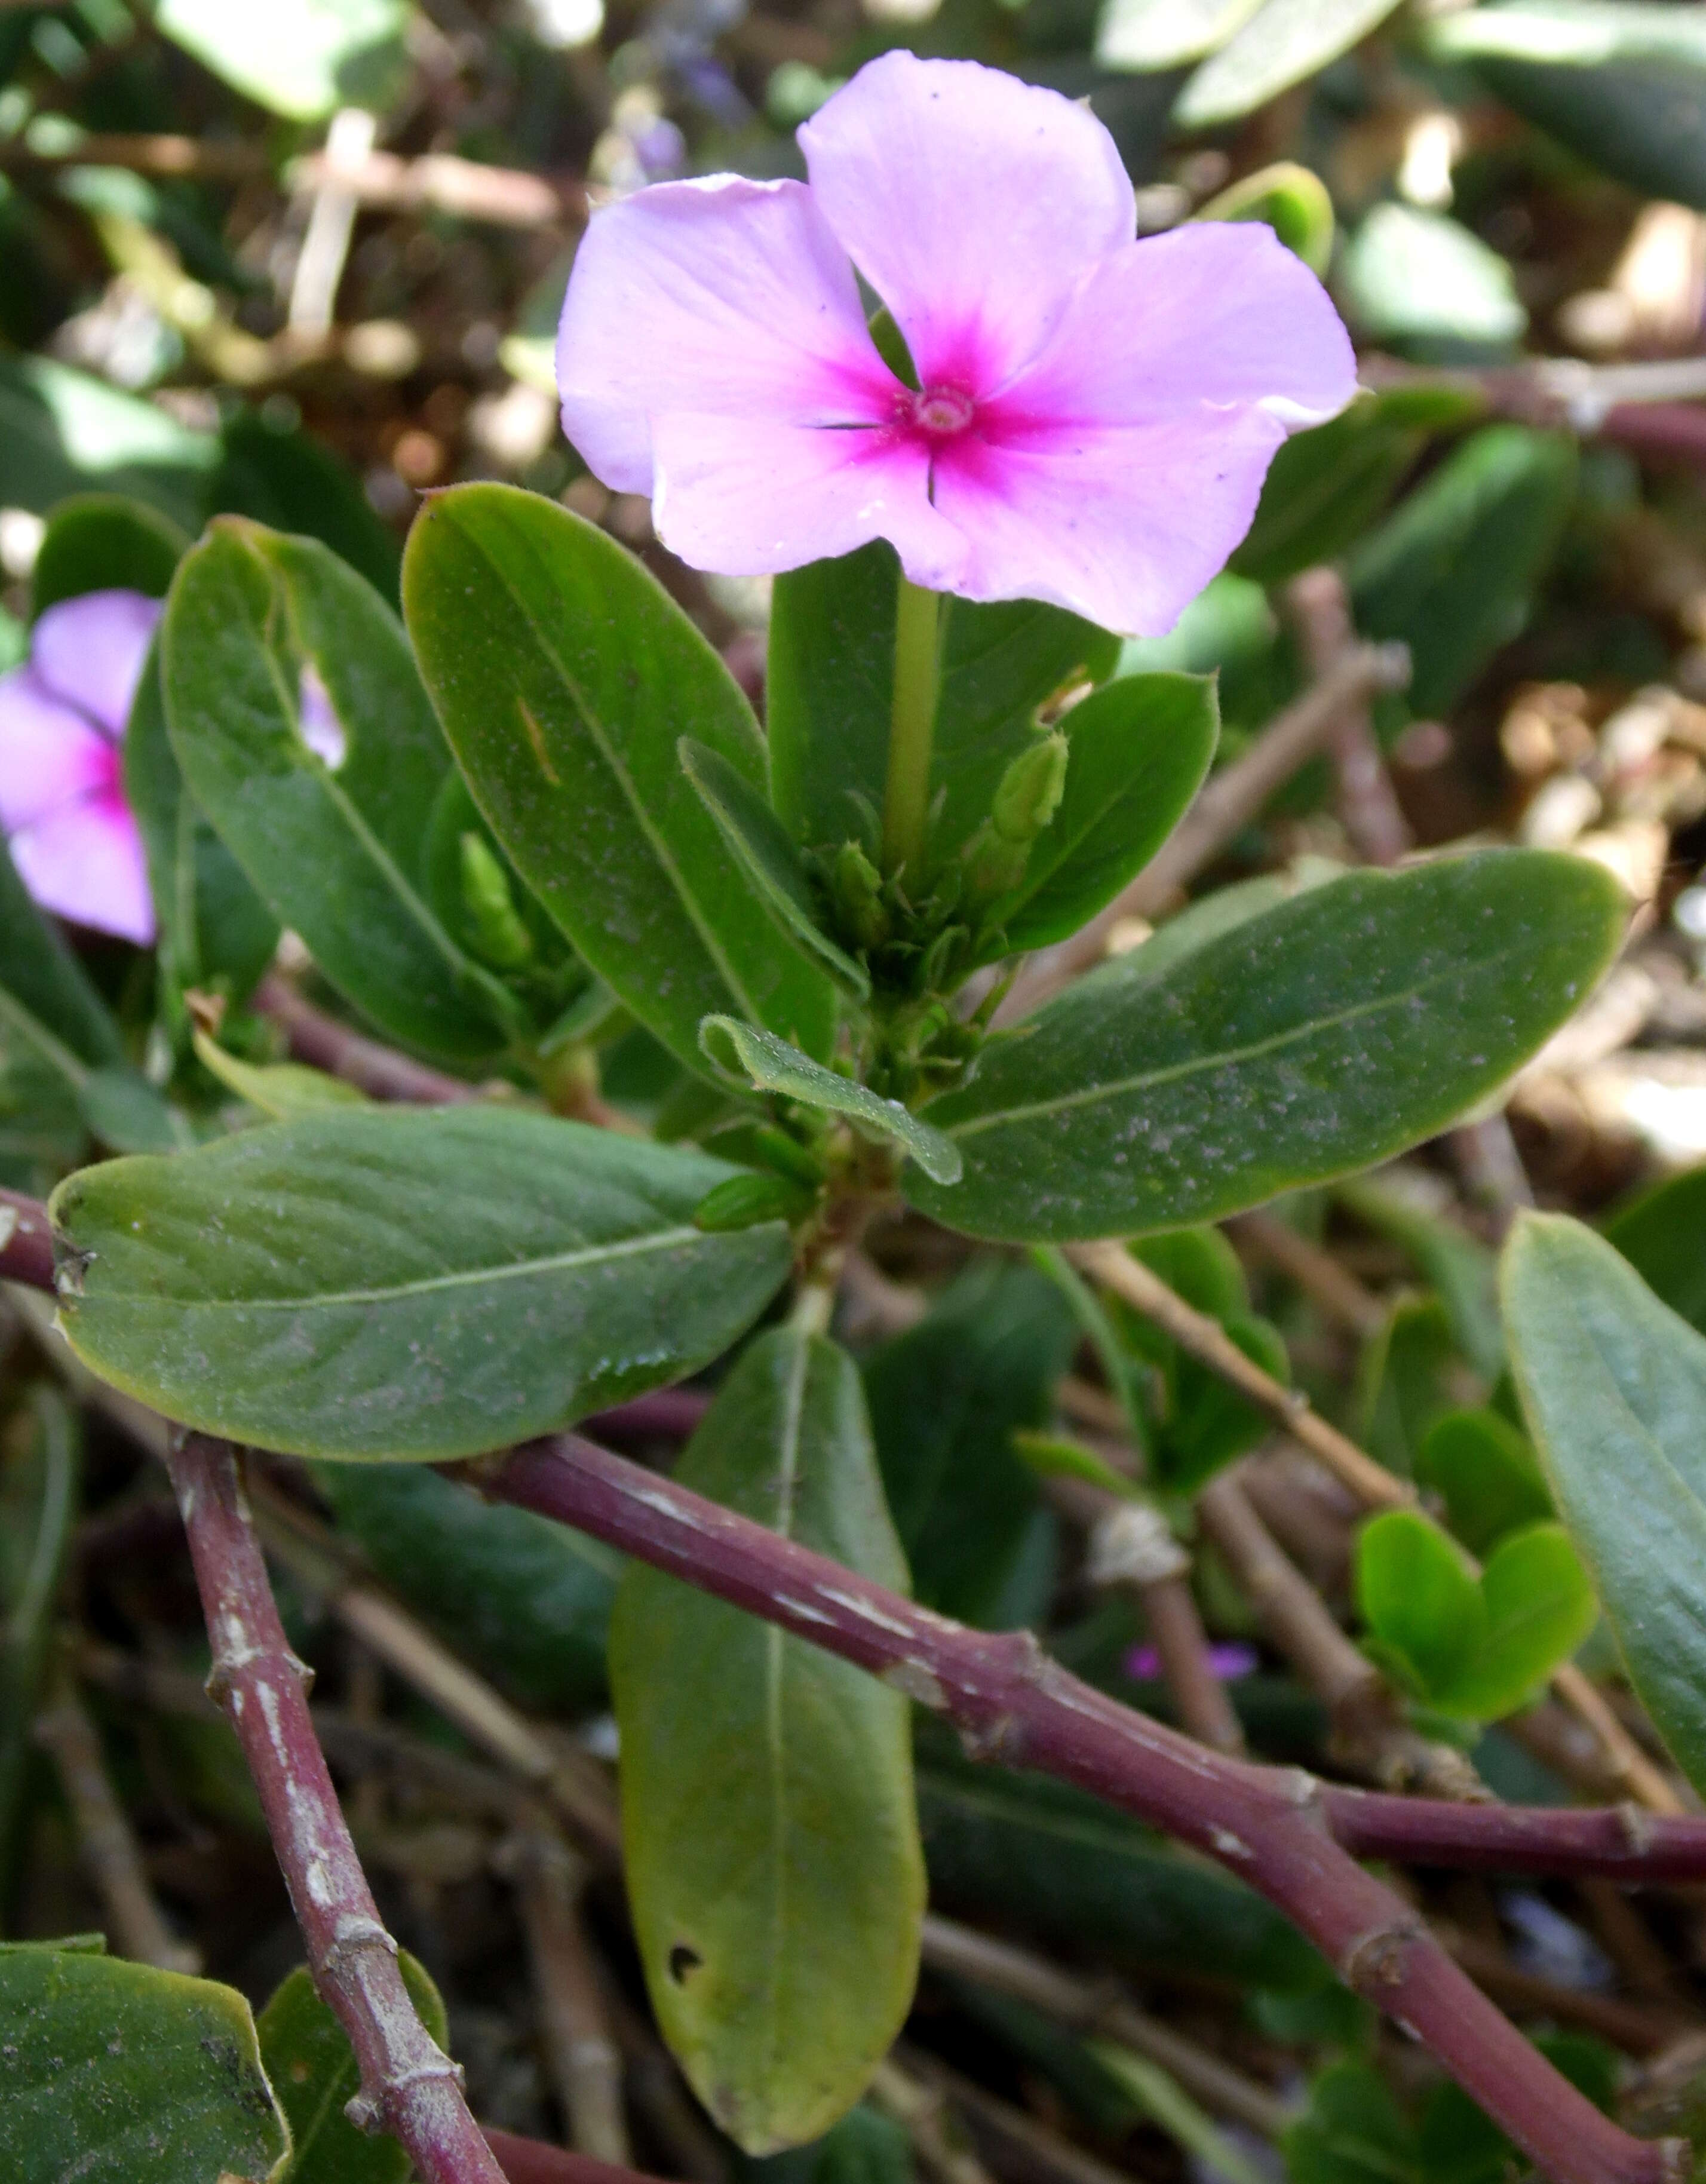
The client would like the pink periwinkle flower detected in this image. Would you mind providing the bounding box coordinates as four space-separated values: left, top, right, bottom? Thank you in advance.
556 51 1357 637
0 588 158 945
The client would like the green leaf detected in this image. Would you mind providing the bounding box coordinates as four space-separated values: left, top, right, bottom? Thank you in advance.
986 674 1217 953
314 1464 617 1713
403 484 836 1073
1339 206 1528 358
0 356 216 529
192 1028 369 1120
767 541 1118 870
164 517 510 1065
1422 2 1706 211
31 492 187 614
611 1329 923 2153
1438 1522 1595 1720
1283 2060 1420 2184
1355 1510 1484 1701
1337 1174 1502 1381
699 1017 961 1185
1087 2043 1271 2184
916 1732 1325 1990
1348 427 1578 723
1604 1164 1706 1333
1231 388 1482 589
905 853 1625 1244
0 1941 290 2183
213 406 402 604
259 1955 445 2184
864 1260 1078 1626
0 1395 78 1901
154 0 410 118
1174 0 1405 127
1354 1294 1459 1481
1502 1212 1706 1793
1195 161 1334 277
1095 0 1263 72
1417 1409 1552 1557
679 738 870 1000
0 836 125 1081
50 1106 792 1462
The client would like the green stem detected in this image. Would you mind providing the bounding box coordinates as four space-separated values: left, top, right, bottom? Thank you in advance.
881 576 941 880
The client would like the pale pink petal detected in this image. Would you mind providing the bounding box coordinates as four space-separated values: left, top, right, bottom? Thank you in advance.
999 220 1357 428
929 409 1290 637
556 176 896 495
799 53 1134 395
298 665 346 769
11 791 155 944
651 412 968 587
30 588 162 737
0 667 116 831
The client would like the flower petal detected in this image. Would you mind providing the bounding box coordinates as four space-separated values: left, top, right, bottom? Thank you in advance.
0 667 116 832
30 588 162 737
11 792 155 944
556 176 896 495
800 53 1135 395
651 413 968 588
929 409 1290 636
996 219 1357 427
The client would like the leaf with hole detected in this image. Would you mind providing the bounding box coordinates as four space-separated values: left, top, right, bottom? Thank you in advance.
164 517 510 1065
612 1329 923 2152
50 1106 793 1461
904 852 1625 1244
403 484 836 1073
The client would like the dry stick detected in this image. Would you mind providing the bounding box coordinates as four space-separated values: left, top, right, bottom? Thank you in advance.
1441 1928 1680 2056
165 1432 508 2184
483 1433 1687 2184
898 2045 1145 2184
920 1913 1289 2140
1196 1467 1483 1798
1229 1211 1386 1339
999 642 1412 1022
1069 1241 1685 1815
1285 569 1410 869
497 1822 631 2165
32 1670 201 1973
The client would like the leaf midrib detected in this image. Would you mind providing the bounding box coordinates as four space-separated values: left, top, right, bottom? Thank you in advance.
82 1223 710 1313
944 927 1544 1142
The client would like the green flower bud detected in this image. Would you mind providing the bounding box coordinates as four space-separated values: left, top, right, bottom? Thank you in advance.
692 1171 811 1233
992 730 1068 846
832 838 888 951
459 832 534 970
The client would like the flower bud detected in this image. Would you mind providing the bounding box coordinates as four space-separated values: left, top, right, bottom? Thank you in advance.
459 833 535 969
832 838 888 951
992 730 1068 846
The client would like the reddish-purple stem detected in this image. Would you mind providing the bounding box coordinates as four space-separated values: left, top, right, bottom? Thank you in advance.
486 1435 1685 2184
254 975 481 1105
0 1186 55 1290
166 1430 508 2184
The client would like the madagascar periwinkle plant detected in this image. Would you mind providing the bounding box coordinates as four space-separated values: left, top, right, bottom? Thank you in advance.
18 38 1706 2184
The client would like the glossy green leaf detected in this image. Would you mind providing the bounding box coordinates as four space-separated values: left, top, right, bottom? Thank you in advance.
1340 206 1527 357
1423 2 1706 211
30 492 186 614
611 1329 923 2152
987 673 1217 953
906 852 1624 1244
1417 1409 1552 1557
1096 0 1263 71
1231 388 1481 588
50 1106 792 1461
164 517 510 1065
1112 573 1288 741
1195 161 1334 276
1604 1164 1706 1333
1175 0 1404 127
125 645 280 1019
700 1017 961 1185
314 1464 617 1713
865 1260 1077 1626
1356 1510 1595 1720
155 0 410 118
191 1028 369 1120
1284 2062 1419 2184
259 1954 445 2184
1348 428 1578 722
767 539 1118 870
1503 1213 1706 1792
403 484 836 1072
679 738 869 999
916 1735 1324 1990
0 1939 290 2183
0 1395 77 1900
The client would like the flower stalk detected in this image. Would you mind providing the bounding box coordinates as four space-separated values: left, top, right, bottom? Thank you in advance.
881 576 942 881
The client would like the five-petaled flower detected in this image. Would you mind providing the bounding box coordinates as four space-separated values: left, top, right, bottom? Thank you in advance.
557 50 1357 637
0 588 158 944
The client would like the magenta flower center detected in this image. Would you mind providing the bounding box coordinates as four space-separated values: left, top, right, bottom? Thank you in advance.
905 384 976 439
